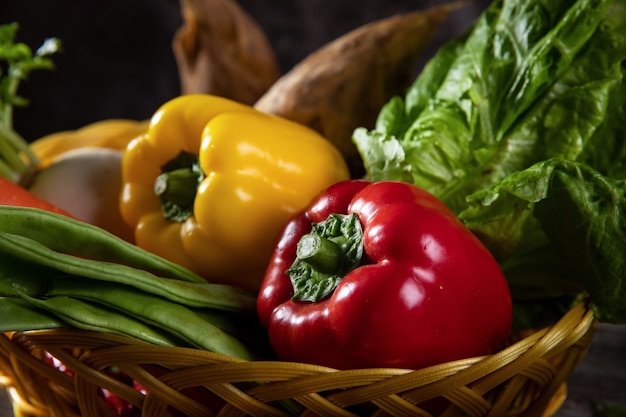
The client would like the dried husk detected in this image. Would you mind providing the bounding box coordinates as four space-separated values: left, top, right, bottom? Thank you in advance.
255 3 464 177
172 0 281 104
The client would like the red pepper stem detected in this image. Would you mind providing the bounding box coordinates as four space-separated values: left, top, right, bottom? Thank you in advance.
296 234 343 274
287 213 363 302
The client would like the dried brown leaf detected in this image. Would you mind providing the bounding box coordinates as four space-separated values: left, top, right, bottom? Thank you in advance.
173 0 281 104
255 2 465 177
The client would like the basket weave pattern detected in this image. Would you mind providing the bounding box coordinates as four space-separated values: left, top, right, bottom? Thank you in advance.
1 300 596 417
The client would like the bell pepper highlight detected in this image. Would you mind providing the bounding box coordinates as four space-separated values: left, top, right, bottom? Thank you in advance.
257 180 513 370
120 94 350 290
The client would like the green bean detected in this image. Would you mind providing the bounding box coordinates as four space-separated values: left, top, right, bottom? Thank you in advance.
0 230 256 313
0 297 64 331
0 205 203 283
47 279 255 360
20 295 183 347
0 252 48 297
193 308 273 357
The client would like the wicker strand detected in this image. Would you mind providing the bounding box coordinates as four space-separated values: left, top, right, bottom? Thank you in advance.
0 299 597 417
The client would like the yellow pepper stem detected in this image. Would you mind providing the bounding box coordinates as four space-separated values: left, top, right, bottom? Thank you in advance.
154 151 204 222
154 167 197 204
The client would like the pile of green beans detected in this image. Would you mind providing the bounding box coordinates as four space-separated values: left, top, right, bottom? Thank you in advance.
0 206 264 361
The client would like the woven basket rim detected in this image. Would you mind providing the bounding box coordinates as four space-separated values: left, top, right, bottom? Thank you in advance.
0 299 597 417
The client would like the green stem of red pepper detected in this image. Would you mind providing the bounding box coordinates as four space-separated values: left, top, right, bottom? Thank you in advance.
296 234 344 273
287 213 364 302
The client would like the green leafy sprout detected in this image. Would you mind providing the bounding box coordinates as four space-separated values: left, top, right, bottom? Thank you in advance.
0 22 61 184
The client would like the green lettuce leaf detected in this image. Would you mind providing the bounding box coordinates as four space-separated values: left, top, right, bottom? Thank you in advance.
460 159 626 323
355 0 619 213
353 0 626 324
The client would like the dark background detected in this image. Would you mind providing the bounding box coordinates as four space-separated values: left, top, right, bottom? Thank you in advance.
3 2 625 417
1 0 490 142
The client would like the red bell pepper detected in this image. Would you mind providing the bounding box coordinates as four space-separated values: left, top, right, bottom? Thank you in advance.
257 180 512 370
0 176 71 216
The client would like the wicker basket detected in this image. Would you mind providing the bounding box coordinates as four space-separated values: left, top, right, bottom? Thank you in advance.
0 299 596 417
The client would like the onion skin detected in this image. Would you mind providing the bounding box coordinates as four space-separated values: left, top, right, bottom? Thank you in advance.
28 147 135 242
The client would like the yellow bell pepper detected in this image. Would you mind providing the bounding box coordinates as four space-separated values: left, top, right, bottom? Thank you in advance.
120 94 350 290
30 119 149 169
